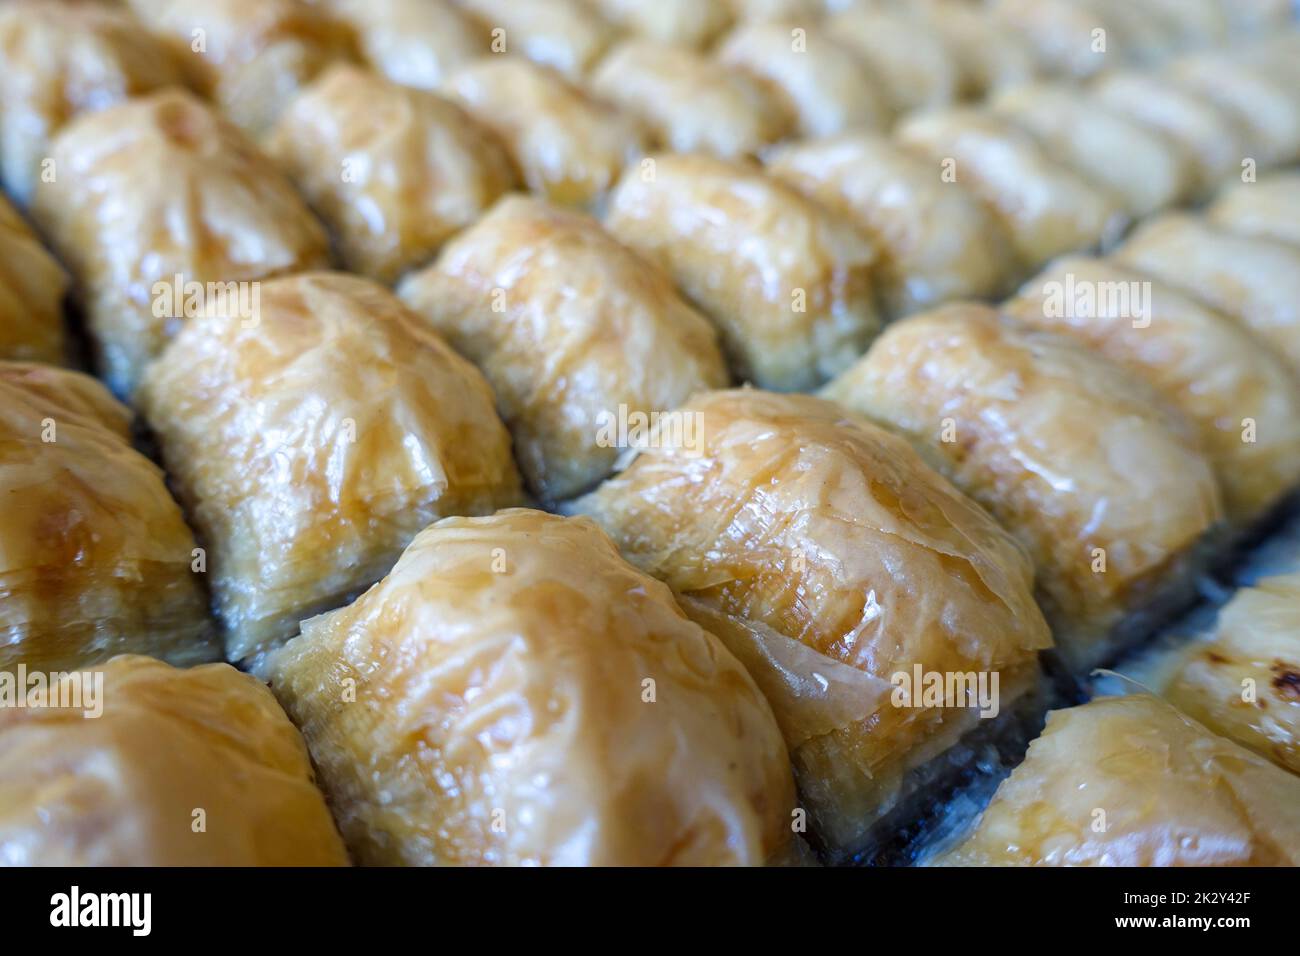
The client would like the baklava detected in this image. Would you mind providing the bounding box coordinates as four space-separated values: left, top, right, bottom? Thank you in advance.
587 0 732 48
318 0 484 91
455 0 616 79
263 509 797 866
1208 173 1300 247
136 273 523 662
0 194 68 364
0 363 214 673
824 7 960 114
398 196 728 502
0 655 349 866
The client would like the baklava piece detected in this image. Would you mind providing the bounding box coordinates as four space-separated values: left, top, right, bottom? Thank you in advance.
136 273 523 663
767 133 1015 319
823 305 1224 672
911 0 1041 99
825 7 959 115
990 84 1194 216
0 194 68 364
1207 173 1300 247
1092 71 1250 197
603 154 878 391
992 0 1169 79
455 0 616 79
590 41 790 160
399 196 727 502
1114 214 1300 374
0 0 185 205
587 0 732 48
442 58 646 208
125 0 354 136
0 363 214 673
269 64 516 283
0 656 349 866
1006 256 1300 527
570 389 1052 860
32 89 330 397
896 109 1129 270
935 695 1300 866
1161 573 1300 776
263 509 797 866
716 21 890 139
318 0 484 91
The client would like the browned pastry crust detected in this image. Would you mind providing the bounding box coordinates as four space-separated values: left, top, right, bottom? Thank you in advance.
0 194 68 364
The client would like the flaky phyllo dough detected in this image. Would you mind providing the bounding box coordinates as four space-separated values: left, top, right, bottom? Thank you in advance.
824 304 1224 671
399 195 728 502
0 0 185 205
269 63 517 284
0 656 349 865
570 390 1052 858
0 363 214 673
1162 573 1300 776
935 695 1300 866
263 509 796 866
137 273 523 663
33 88 330 397
0 193 67 364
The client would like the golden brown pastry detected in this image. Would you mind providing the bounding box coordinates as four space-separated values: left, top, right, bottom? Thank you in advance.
911 0 1042 99
1163 53 1300 167
1091 71 1251 196
603 153 878 391
263 508 796 866
990 84 1194 216
570 389 1052 859
0 362 215 673
125 0 353 136
825 7 959 114
588 0 732 47
1208 173 1300 247
767 133 1015 318
1114 214 1300 375
934 695 1300 866
455 0 616 79
136 273 523 663
896 109 1129 270
399 196 727 502
0 194 68 364
1005 255 1300 526
0 0 185 205
0 655 349 866
822 304 1224 670
1162 573 1300 776
32 89 330 397
318 0 484 90
442 58 647 208
716 21 890 139
268 64 516 283
590 40 790 160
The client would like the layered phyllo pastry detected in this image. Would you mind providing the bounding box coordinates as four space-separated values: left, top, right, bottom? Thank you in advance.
1005 256 1300 526
442 58 647 208
767 133 1015 319
262 509 797 866
570 389 1052 860
32 89 330 397
716 21 890 139
0 655 349 865
268 64 516 283
399 196 727 502
0 194 68 364
590 41 789 159
317 0 484 91
603 153 878 391
910 0 1041 99
823 7 959 115
587 0 732 48
1208 173 1300 247
0 0 185 205
125 0 353 136
136 273 523 662
991 0 1174 78
935 695 1300 866
896 109 1129 270
989 84 1194 216
455 0 616 79
823 305 1224 671
0 363 214 673
1114 214 1300 374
